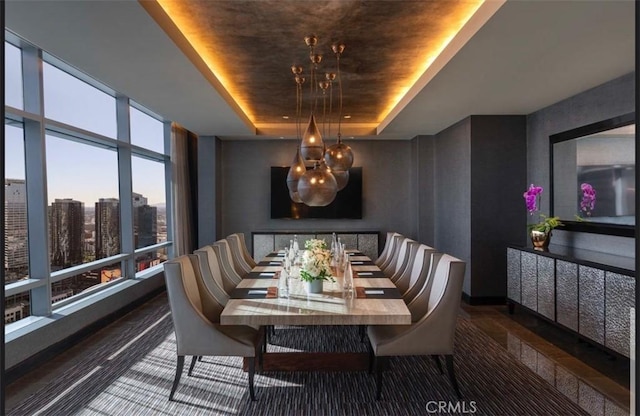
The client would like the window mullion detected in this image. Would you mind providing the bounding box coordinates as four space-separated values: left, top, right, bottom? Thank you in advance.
163 121 175 260
116 95 135 278
22 45 52 316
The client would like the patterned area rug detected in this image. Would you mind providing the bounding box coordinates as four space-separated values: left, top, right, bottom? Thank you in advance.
8 293 593 416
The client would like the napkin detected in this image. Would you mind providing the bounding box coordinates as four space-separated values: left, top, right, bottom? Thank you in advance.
266 287 278 298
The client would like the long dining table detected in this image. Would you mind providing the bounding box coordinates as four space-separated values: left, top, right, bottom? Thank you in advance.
220 250 411 371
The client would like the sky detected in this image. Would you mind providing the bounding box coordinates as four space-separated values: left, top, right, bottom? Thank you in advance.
5 42 167 206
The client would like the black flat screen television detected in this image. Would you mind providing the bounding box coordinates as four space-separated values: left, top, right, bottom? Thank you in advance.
271 166 363 219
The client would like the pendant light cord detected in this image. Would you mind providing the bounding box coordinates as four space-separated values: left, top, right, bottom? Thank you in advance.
336 49 343 142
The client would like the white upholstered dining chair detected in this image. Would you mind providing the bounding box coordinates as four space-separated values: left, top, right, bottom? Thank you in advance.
367 253 466 400
378 235 404 273
375 232 401 267
228 233 257 268
226 234 254 274
163 255 263 401
401 245 437 304
213 240 245 285
385 237 413 280
194 245 233 300
215 239 248 277
388 240 421 290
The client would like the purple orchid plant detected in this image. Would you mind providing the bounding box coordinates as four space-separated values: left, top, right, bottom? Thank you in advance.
579 183 596 217
523 184 562 233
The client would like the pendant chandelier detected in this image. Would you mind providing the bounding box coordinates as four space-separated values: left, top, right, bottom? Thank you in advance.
287 35 355 207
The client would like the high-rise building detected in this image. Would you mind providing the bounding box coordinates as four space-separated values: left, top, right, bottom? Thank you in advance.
132 192 148 208
95 198 120 259
4 179 29 283
136 204 157 248
49 198 84 269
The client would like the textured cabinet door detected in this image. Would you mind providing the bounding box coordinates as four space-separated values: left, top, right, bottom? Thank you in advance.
536 256 555 320
337 234 358 250
578 266 605 344
506 248 521 303
253 234 274 261
357 234 379 260
520 252 538 311
274 234 315 251
556 260 578 332
605 272 635 357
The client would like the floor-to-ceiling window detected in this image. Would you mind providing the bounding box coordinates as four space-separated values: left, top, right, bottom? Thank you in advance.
3 31 173 325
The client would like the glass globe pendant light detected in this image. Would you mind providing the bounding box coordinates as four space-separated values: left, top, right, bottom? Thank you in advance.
286 145 306 203
325 133 354 172
287 67 306 203
332 169 349 191
300 114 324 161
325 43 354 173
300 35 325 161
298 161 338 206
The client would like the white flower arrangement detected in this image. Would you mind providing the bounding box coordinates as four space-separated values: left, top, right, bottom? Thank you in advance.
299 247 334 282
304 238 328 251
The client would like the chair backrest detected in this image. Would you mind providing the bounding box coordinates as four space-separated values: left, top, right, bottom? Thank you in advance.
416 254 466 351
216 239 246 277
402 245 437 303
163 254 257 358
394 243 430 295
391 238 415 278
194 245 232 302
230 232 257 268
164 255 213 354
380 235 405 275
390 241 420 289
376 254 465 357
375 232 400 267
213 240 244 285
226 234 253 274
407 252 443 322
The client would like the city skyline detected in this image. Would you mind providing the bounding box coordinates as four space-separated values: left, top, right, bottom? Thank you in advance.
5 43 167 206
5 127 167 206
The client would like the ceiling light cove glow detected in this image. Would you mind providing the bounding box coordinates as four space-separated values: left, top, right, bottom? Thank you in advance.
155 0 255 123
377 0 485 123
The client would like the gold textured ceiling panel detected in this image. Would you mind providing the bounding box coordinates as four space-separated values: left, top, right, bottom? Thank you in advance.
152 0 483 130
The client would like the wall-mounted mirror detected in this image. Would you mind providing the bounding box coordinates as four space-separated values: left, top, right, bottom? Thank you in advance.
550 113 635 237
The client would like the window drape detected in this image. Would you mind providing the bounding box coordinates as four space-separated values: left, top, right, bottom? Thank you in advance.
170 123 197 256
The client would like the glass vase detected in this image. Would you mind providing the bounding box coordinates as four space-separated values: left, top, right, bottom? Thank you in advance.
305 279 323 294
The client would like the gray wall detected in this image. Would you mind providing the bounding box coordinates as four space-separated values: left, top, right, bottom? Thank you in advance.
412 135 436 246
527 72 635 257
470 115 528 298
213 139 416 253
434 118 472 294
433 116 527 298
197 135 218 247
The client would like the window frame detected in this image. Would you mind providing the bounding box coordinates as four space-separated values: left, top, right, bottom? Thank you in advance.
4 31 174 327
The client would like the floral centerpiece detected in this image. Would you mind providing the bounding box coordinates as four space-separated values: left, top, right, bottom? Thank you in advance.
523 184 562 249
300 239 335 293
